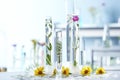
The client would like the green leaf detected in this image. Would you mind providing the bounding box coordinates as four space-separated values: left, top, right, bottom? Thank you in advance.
46 45 50 51
73 60 77 66
48 32 52 38
49 24 52 29
77 23 79 27
46 54 51 65
45 23 47 27
46 43 52 51
56 41 62 55
49 43 52 50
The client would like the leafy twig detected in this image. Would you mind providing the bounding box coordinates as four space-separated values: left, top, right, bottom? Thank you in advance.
45 17 52 65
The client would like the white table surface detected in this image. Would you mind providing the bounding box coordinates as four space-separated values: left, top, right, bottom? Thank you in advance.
0 71 120 80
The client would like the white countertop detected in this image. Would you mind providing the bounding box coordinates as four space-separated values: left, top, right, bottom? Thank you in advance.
0 71 120 80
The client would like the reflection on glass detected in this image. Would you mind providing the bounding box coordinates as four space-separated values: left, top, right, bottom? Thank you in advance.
56 31 62 77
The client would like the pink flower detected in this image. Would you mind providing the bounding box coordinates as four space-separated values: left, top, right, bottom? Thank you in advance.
72 15 79 22
38 42 45 46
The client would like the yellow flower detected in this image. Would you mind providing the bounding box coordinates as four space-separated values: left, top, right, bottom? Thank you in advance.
51 68 57 76
96 67 106 75
31 39 37 46
62 66 70 76
80 66 92 76
31 39 37 51
34 66 45 76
